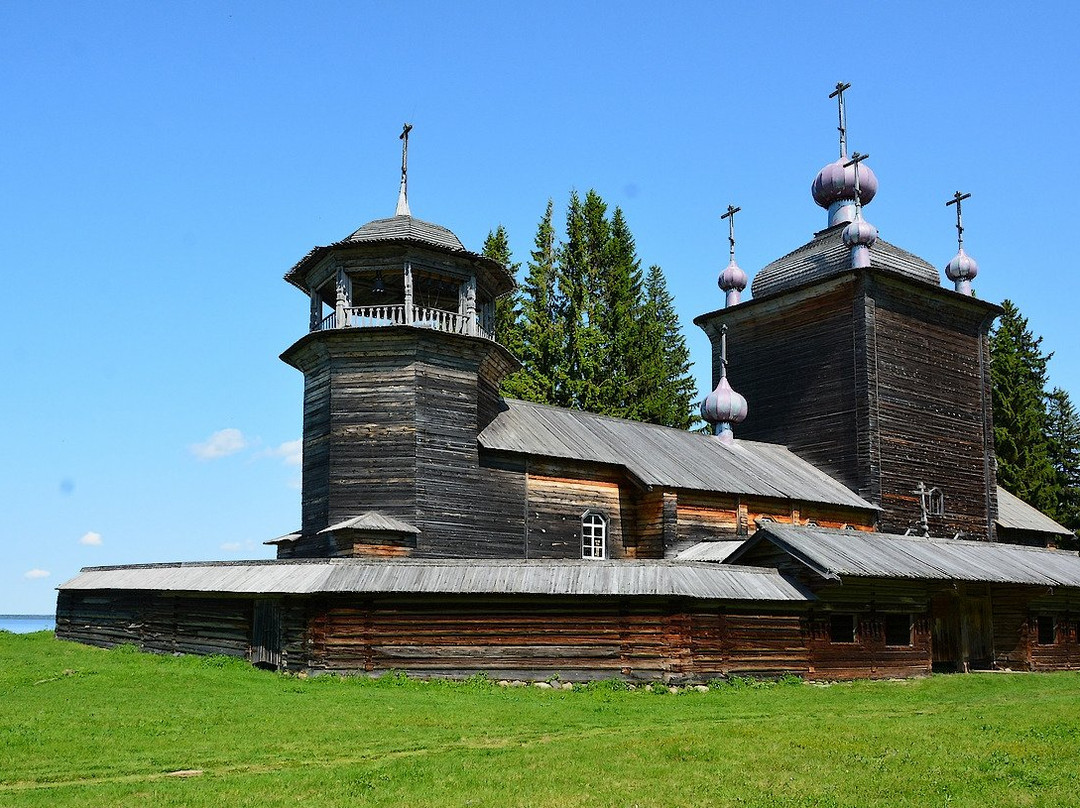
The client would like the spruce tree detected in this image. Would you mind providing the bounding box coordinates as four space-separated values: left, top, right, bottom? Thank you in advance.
596 206 645 419
557 190 604 410
637 265 698 430
1046 387 1080 533
483 225 522 361
509 199 563 404
990 299 1059 514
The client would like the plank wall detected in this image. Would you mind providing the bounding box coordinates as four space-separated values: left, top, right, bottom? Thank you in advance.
524 459 631 558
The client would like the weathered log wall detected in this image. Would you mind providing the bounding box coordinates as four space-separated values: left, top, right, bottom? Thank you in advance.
699 270 999 541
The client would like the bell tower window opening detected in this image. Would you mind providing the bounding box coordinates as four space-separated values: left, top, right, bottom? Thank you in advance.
581 512 607 560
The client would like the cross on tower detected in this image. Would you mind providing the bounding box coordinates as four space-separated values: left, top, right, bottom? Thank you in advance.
720 323 729 376
946 190 971 249
844 151 870 215
829 81 852 159
720 204 741 262
395 122 414 217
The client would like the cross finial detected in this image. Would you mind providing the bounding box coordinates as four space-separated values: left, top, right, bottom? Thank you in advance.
829 81 852 159
946 190 971 249
395 122 413 217
844 151 869 216
720 323 729 378
720 204 741 262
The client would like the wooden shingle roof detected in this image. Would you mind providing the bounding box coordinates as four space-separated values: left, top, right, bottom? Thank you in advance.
750 225 941 298
58 558 813 602
995 486 1074 537
478 399 876 510
731 523 1080 587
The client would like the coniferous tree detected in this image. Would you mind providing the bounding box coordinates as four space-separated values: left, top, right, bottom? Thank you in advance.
509 200 563 403
990 299 1059 514
1046 387 1080 532
483 225 522 362
637 264 698 430
596 206 645 418
491 191 699 431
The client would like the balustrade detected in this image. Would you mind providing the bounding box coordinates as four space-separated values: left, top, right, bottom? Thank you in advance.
315 304 493 341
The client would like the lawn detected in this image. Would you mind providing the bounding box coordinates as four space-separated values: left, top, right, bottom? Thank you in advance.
1 631 1078 807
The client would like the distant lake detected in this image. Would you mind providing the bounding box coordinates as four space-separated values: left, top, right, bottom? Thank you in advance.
0 615 55 633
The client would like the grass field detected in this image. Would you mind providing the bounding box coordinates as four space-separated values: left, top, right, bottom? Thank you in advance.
2 632 1079 807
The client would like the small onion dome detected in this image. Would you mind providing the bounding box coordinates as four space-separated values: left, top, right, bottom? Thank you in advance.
945 247 979 282
700 376 748 427
811 159 879 209
842 217 879 249
718 258 748 293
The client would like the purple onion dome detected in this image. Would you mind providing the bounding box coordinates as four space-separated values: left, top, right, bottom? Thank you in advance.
842 217 879 248
945 248 979 282
718 259 749 292
700 376 748 426
811 159 879 209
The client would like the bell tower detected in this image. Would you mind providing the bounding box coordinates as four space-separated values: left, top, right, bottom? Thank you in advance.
278 126 521 558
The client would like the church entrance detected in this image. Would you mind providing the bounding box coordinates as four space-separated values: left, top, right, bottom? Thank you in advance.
931 590 993 672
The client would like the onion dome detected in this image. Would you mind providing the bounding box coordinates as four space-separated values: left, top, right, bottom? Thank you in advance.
701 375 747 445
842 216 878 269
812 159 879 209
718 258 748 306
945 247 978 295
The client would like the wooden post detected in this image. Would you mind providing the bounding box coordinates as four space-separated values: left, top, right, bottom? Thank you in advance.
309 287 321 332
465 275 477 336
335 268 350 327
403 262 414 324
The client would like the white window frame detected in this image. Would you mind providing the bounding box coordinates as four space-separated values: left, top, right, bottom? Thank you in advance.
581 511 607 560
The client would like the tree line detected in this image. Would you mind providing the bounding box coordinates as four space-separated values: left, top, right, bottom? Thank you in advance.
483 190 698 430
991 301 1080 538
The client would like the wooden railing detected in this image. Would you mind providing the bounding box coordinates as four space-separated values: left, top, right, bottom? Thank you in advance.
342 305 407 328
317 305 493 341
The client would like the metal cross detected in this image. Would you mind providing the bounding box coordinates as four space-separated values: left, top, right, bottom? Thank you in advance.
720 204 741 261
829 81 852 159
946 190 971 248
843 151 869 214
399 122 413 186
720 323 729 376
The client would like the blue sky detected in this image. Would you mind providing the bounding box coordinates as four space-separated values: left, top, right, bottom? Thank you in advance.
3 2 1078 613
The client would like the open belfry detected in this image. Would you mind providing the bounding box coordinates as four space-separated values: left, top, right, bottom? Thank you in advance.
58 86 1080 680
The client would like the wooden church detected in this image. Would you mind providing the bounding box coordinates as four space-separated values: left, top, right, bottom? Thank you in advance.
57 91 1080 681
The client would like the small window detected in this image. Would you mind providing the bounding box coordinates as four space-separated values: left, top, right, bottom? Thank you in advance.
581 512 607 560
828 614 856 644
1036 615 1055 646
928 488 945 517
884 614 912 647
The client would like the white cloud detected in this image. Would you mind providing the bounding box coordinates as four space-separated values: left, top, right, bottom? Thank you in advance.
191 428 247 460
79 531 102 546
220 542 242 552
262 439 302 466
24 569 50 579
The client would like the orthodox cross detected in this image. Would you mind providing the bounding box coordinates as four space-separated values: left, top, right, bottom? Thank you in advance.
721 204 741 263
946 190 971 249
396 122 414 216
844 151 869 215
829 81 852 159
720 323 729 376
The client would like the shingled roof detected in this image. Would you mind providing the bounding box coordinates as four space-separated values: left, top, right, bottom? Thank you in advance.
345 215 466 252
58 558 812 602
750 225 941 298
478 399 876 510
729 523 1080 587
996 486 1074 537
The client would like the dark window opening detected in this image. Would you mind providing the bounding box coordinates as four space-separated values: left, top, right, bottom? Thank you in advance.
884 613 912 647
828 614 856 644
1036 615 1055 646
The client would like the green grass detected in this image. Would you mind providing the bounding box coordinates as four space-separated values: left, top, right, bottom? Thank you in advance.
2 632 1079 807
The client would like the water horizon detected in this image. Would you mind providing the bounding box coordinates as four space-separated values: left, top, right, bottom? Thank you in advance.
0 615 57 633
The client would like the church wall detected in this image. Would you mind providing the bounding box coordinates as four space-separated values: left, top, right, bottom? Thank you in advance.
524 460 630 559
702 279 862 492
866 274 998 539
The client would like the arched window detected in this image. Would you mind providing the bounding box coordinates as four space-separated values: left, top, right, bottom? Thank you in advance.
581 512 607 560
